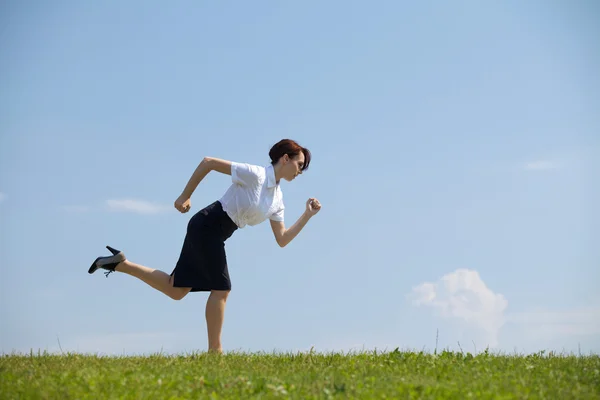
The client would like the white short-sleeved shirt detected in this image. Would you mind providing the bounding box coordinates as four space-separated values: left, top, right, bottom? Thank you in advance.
219 162 284 229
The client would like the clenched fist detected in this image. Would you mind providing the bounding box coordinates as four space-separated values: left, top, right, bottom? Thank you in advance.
174 195 191 213
306 198 321 216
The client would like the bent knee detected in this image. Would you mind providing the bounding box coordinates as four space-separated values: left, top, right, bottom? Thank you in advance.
170 287 191 301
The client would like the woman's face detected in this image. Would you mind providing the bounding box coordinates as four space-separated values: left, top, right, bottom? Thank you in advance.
282 152 305 181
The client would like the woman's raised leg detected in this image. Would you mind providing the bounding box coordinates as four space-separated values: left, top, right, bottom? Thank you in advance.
115 260 192 300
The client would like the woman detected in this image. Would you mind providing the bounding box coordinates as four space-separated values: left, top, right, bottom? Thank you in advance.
88 139 321 353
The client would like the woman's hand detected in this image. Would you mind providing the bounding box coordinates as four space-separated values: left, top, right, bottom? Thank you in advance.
174 195 191 213
306 198 322 216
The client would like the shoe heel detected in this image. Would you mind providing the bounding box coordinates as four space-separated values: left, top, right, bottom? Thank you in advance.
106 245 121 255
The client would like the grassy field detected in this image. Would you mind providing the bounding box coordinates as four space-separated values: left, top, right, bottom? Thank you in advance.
1 349 599 399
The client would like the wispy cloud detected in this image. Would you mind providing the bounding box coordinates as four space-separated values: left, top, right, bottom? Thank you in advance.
0 192 6 203
60 199 169 214
408 269 508 348
523 160 559 171
105 199 170 214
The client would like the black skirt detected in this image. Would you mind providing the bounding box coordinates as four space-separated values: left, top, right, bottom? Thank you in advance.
170 200 238 292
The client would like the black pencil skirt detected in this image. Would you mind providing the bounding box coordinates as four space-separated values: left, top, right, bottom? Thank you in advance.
170 200 238 292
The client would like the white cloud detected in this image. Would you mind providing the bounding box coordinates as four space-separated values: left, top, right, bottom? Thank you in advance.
408 268 508 348
523 161 559 171
106 199 169 214
0 192 6 203
408 269 600 352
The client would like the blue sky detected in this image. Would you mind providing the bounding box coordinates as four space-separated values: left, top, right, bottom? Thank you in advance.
1 0 599 356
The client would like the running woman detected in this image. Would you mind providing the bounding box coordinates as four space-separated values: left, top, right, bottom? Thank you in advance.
88 139 321 353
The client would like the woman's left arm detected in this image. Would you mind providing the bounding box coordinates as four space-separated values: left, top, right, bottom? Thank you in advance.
270 198 321 247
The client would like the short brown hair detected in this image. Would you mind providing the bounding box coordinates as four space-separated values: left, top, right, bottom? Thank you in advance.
269 139 311 171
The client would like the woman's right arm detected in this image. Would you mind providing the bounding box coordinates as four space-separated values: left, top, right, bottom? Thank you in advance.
175 157 232 213
181 157 232 197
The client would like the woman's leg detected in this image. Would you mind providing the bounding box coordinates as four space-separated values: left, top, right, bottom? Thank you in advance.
205 290 230 353
115 260 192 300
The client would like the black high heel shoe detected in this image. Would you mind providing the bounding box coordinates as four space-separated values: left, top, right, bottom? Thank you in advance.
88 245 126 277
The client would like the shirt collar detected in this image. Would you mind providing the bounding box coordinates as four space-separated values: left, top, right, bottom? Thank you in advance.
266 164 277 188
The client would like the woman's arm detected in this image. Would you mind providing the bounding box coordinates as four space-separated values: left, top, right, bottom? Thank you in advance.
270 198 321 247
175 157 232 213
181 157 232 197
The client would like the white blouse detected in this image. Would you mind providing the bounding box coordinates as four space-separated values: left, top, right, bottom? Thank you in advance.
219 162 284 228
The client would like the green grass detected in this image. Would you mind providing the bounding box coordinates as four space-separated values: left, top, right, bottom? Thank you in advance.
1 349 599 399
